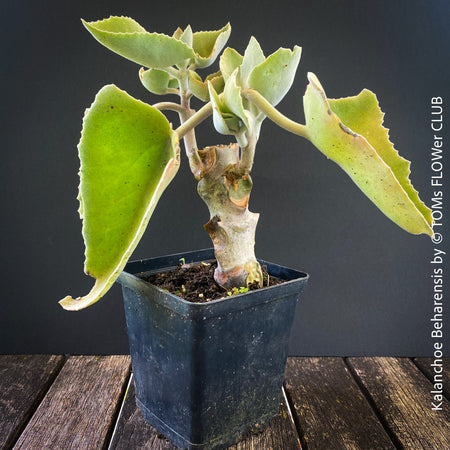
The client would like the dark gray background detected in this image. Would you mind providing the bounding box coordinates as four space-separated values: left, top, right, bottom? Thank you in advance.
1 0 448 355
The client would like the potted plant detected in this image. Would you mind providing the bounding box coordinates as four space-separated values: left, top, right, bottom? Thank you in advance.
59 16 433 449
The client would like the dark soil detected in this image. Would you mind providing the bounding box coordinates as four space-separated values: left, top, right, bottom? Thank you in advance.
146 261 284 303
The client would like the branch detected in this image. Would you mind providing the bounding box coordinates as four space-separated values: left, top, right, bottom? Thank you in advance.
175 102 213 139
238 132 257 176
243 89 310 140
152 102 184 114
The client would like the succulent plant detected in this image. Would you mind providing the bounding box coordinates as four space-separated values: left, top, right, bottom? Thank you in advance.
60 16 433 310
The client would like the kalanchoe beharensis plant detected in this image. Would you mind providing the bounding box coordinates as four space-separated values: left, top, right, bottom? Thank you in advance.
60 17 434 311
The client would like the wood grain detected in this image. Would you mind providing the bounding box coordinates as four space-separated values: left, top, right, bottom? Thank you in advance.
0 355 64 449
13 355 131 450
108 376 176 450
284 357 394 450
348 357 450 449
414 357 450 400
109 377 300 449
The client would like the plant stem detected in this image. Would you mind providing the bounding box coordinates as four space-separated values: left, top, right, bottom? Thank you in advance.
243 89 310 140
176 72 205 179
197 144 263 289
152 102 185 114
175 102 213 139
238 133 257 176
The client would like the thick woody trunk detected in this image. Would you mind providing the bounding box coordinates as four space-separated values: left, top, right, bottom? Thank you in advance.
197 144 263 289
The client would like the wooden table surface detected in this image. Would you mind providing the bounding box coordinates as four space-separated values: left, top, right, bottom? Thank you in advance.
1 356 449 449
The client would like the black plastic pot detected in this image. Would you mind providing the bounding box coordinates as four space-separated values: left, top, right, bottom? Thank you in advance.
117 249 308 450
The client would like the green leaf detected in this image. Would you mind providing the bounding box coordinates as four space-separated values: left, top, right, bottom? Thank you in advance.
192 23 231 68
206 71 225 93
82 16 195 68
189 70 224 101
248 46 301 106
139 68 179 94
173 25 193 47
208 81 232 135
60 85 180 310
172 25 194 69
304 73 433 236
223 70 250 130
220 48 243 82
208 82 242 136
239 37 265 86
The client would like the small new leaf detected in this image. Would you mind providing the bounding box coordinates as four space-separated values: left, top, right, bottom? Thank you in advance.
208 81 247 145
139 68 179 95
220 48 243 82
223 70 250 130
189 70 224 101
173 25 193 47
239 37 265 86
303 73 433 236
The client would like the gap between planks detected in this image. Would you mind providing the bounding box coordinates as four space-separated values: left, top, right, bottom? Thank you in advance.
107 374 301 449
347 357 450 449
0 355 66 450
107 373 134 450
12 355 131 450
284 357 396 450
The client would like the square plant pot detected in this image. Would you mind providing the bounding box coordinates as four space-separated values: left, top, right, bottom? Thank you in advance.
117 248 308 449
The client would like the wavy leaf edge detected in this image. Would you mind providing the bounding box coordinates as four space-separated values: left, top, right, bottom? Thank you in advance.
305 72 433 236
60 85 180 310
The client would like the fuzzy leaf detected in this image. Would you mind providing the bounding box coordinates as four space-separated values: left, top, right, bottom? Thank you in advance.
223 70 250 129
139 68 178 94
304 73 433 236
172 25 194 69
60 85 180 310
220 48 243 82
82 16 195 68
248 46 302 106
206 71 225 94
192 23 231 68
208 82 242 136
173 25 193 47
189 70 223 101
208 82 232 135
239 37 265 86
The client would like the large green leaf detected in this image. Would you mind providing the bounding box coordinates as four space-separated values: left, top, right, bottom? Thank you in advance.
82 16 195 68
304 72 433 236
60 85 180 310
248 46 302 106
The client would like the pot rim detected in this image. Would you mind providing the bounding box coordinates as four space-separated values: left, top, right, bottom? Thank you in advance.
117 248 309 317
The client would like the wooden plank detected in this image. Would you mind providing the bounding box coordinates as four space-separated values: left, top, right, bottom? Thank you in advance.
109 376 300 449
413 357 450 400
348 357 450 449
0 355 64 449
284 357 395 449
13 355 131 450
